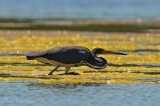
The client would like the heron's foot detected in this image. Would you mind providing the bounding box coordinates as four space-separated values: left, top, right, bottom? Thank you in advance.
59 72 80 75
48 73 53 75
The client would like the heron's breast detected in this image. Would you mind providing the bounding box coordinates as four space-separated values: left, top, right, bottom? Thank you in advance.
35 57 75 67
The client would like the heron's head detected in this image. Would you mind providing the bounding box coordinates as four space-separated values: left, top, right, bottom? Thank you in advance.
92 48 105 55
92 48 127 55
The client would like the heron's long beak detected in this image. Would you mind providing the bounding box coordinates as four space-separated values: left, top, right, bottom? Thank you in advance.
103 50 127 55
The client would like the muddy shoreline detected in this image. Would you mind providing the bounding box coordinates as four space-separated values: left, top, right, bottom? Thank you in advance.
0 18 160 32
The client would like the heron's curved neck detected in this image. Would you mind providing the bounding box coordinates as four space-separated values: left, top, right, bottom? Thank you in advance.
85 52 107 69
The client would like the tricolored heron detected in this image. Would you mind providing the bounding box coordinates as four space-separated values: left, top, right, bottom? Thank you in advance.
26 46 127 75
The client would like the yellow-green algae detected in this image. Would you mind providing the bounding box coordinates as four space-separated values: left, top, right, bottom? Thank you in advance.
0 30 160 84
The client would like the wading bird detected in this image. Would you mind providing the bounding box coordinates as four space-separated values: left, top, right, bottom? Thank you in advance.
26 46 127 75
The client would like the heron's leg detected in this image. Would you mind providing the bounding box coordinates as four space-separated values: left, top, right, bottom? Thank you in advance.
48 65 60 75
65 67 71 74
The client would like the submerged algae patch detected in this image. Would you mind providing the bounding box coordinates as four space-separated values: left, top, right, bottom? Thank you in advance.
0 31 160 84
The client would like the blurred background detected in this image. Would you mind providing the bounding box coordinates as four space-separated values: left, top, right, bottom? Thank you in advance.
0 0 160 32
0 0 159 20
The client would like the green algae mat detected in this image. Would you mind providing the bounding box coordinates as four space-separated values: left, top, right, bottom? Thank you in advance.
0 30 160 84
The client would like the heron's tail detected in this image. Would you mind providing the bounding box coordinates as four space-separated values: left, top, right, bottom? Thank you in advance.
25 50 46 60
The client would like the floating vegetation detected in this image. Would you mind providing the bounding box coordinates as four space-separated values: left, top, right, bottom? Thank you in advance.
0 30 160 84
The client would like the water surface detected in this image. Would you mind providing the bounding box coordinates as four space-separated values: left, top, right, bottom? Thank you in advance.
0 0 160 20
0 82 160 106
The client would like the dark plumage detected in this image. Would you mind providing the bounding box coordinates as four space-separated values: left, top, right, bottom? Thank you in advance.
27 46 90 64
26 46 127 75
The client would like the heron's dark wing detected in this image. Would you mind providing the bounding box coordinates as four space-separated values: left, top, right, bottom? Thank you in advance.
26 46 91 64
43 46 91 64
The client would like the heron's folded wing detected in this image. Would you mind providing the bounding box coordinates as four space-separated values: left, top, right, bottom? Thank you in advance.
42 48 91 64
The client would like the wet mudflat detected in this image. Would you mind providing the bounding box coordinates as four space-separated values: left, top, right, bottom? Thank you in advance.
0 30 160 106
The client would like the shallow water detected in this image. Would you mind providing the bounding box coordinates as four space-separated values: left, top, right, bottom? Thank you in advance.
0 0 160 20
0 82 160 106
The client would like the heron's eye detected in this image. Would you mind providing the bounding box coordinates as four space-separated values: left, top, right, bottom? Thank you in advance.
101 50 105 53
